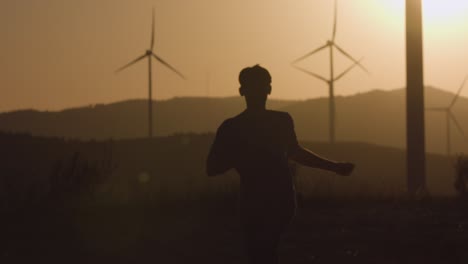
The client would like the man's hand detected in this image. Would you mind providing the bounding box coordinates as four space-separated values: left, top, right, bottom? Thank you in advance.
334 162 355 176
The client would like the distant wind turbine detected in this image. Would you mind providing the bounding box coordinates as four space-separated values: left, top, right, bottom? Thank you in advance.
426 75 468 156
116 8 186 138
291 0 369 144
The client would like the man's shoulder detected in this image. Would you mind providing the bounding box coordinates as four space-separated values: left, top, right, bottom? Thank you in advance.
219 117 235 129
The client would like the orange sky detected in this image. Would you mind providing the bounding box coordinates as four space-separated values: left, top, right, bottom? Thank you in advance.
1 0 468 112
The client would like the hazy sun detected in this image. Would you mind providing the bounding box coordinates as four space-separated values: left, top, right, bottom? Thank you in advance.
423 0 468 22
380 0 468 33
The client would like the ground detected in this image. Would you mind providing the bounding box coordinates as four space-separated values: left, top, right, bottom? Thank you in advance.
1 198 468 264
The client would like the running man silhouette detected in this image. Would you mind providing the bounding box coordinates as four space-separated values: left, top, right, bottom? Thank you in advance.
207 65 355 264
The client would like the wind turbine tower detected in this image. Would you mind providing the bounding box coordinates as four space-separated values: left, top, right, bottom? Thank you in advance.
292 0 368 144
116 8 186 138
406 0 426 194
426 76 468 156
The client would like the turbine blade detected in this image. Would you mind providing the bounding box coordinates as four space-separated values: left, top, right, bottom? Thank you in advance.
292 65 329 83
449 112 467 140
152 54 186 79
332 0 338 41
151 8 155 50
292 43 329 64
115 54 147 73
449 74 468 109
333 43 369 74
334 57 363 82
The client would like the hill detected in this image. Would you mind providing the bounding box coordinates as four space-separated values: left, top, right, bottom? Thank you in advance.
0 97 295 140
285 86 468 154
0 87 467 154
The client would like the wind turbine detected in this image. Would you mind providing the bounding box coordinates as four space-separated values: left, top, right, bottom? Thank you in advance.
291 0 369 144
426 75 468 156
116 8 186 138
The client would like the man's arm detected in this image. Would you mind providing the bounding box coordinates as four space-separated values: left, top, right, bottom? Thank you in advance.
285 113 354 176
290 146 354 176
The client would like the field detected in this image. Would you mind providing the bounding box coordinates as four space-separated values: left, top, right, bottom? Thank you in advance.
1 132 467 263
2 197 468 264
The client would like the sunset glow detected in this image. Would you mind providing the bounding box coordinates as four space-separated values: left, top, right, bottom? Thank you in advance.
381 0 468 33
2 1 468 111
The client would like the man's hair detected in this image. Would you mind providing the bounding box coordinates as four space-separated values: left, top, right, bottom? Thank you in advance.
239 64 272 90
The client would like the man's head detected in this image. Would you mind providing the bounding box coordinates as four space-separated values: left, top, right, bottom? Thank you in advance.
238 64 272 97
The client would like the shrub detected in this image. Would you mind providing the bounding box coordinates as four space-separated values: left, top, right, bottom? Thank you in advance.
454 154 468 197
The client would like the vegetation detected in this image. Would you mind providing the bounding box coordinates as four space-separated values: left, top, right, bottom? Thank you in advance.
0 131 459 212
455 154 468 197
